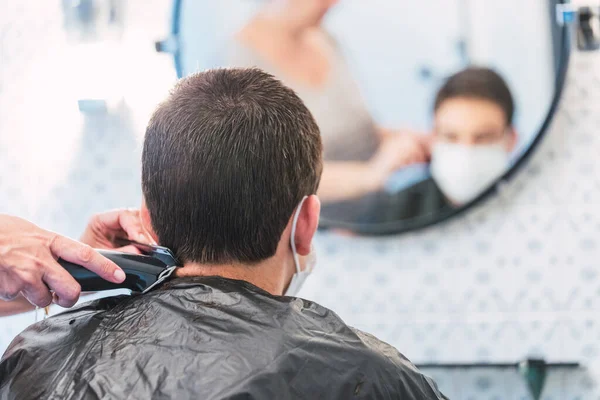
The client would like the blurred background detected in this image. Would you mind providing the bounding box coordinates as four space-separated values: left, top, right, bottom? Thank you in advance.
2 0 600 398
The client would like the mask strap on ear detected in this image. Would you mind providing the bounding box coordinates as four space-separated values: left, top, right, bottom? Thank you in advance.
290 196 308 274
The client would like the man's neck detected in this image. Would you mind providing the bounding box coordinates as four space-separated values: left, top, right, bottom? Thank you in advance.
173 256 290 295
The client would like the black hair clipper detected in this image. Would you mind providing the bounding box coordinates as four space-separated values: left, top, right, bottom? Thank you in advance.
59 240 179 293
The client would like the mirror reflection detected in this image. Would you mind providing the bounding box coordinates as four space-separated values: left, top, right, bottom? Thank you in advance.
174 0 566 234
320 67 516 227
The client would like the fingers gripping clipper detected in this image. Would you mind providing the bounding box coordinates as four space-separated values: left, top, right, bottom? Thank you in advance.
58 240 180 293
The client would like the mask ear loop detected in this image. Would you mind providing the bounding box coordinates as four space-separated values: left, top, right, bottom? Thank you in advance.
290 196 308 274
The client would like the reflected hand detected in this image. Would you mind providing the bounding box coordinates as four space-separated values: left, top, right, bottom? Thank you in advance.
80 208 156 254
370 131 432 184
0 214 125 308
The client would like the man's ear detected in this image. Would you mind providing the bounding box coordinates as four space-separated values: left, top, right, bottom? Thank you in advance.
506 127 518 152
140 200 159 244
293 195 321 256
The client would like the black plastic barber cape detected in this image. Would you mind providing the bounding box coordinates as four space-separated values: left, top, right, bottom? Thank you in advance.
0 277 446 399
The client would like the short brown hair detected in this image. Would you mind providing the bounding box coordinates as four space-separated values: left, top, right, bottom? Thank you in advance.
434 67 515 124
142 68 322 264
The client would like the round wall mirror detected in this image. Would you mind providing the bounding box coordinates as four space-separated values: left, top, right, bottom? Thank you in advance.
164 0 570 235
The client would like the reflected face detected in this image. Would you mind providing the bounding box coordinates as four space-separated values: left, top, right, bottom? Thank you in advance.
430 97 517 205
434 97 515 151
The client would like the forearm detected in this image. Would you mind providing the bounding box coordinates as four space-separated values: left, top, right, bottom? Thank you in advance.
0 295 35 317
317 161 385 202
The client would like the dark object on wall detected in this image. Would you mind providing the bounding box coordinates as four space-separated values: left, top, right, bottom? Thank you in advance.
518 359 547 400
577 7 600 51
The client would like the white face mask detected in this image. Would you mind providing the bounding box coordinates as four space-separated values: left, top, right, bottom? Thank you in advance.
284 196 317 297
430 142 509 205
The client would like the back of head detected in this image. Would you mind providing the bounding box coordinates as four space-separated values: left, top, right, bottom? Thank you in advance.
434 67 515 125
142 68 322 264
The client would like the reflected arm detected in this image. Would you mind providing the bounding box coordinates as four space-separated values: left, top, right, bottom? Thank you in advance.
318 128 431 203
317 161 386 202
0 295 35 317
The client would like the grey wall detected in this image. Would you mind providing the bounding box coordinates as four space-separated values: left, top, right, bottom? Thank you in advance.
1 1 600 398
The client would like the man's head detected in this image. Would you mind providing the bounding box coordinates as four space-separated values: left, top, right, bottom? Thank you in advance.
430 67 517 204
433 67 516 150
140 68 322 292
